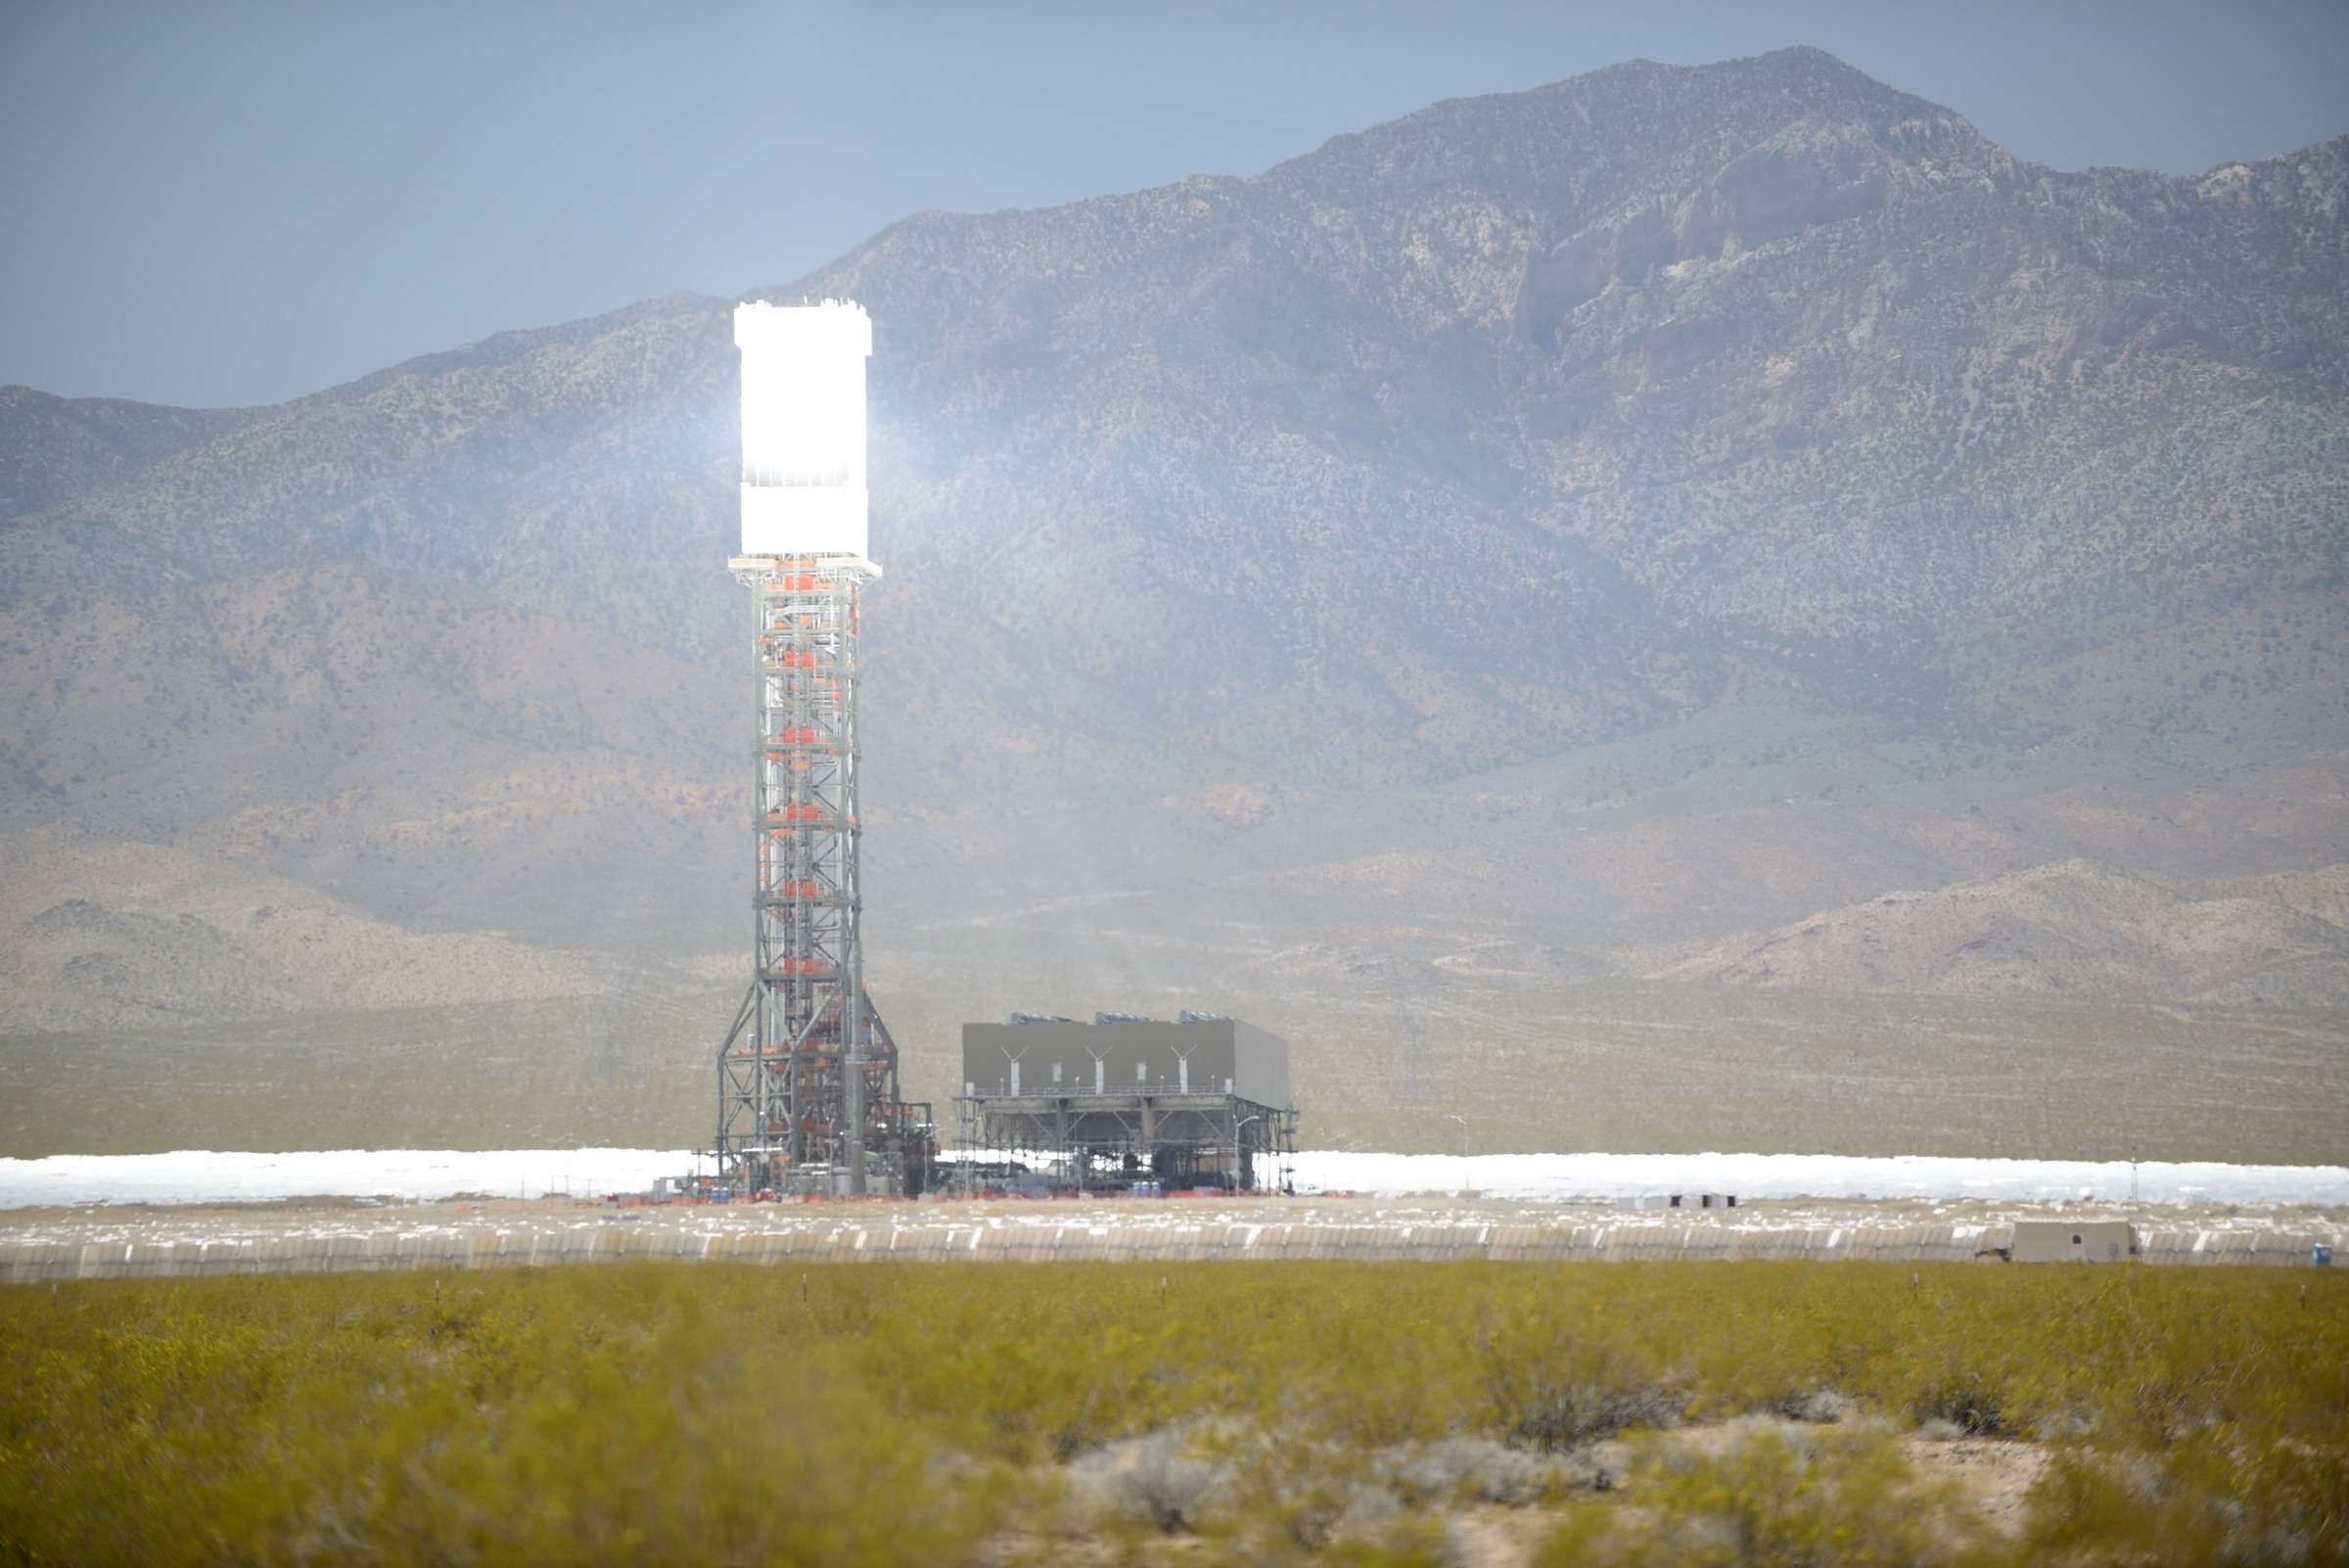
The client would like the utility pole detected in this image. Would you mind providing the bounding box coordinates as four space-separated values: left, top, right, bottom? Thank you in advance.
1234 1113 1263 1193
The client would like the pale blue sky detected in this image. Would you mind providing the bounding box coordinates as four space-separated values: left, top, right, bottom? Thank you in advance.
3 0 2344 408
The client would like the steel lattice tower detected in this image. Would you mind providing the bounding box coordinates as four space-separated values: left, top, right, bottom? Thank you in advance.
714 300 927 1196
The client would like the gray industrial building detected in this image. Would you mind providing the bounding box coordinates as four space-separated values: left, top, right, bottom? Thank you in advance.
2009 1220 2140 1263
954 1013 1298 1191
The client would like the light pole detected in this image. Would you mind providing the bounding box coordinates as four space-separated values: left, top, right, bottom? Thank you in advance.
1234 1113 1263 1194
1445 1114 1469 1197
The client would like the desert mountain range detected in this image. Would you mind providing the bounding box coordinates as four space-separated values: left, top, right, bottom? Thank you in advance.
2 49 2343 1101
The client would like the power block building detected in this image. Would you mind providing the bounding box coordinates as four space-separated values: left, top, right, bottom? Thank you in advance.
954 1013 1298 1191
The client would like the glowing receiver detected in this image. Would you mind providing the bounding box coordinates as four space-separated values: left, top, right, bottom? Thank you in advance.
735 299 871 559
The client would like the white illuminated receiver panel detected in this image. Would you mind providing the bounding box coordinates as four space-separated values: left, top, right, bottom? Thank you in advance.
735 299 872 559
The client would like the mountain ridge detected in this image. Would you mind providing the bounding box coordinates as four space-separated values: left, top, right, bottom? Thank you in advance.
1635 856 2349 1007
1 48 2342 1070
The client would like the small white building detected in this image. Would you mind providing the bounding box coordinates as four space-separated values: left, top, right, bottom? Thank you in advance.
2009 1220 2138 1263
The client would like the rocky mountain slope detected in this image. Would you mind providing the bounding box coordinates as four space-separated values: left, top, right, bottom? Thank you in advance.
2 47 2343 1051
0 822 616 1034
1642 858 2349 1006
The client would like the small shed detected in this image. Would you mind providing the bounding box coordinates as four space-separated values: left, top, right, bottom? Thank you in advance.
2009 1220 2138 1264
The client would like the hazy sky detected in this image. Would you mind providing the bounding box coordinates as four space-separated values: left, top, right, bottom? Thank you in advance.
4 0 2344 408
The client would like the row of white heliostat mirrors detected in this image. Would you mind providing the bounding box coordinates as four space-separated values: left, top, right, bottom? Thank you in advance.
0 1149 2343 1209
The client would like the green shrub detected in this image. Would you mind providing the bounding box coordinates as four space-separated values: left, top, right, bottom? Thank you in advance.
0 1268 993 1566
2026 1430 2349 1566
1537 1420 1998 1567
1479 1316 1682 1450
1 1259 2341 1561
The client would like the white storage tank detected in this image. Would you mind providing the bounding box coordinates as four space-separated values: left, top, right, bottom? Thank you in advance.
735 299 872 559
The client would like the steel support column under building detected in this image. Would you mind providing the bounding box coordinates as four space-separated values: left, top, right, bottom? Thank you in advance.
952 1086 1297 1193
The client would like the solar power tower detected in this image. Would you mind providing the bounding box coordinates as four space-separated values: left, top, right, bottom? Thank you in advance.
714 300 928 1196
